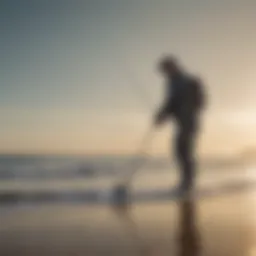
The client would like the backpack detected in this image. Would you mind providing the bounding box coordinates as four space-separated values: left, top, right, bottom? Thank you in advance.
188 77 206 111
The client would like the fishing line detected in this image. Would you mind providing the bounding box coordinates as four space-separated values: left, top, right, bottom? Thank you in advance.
113 55 157 187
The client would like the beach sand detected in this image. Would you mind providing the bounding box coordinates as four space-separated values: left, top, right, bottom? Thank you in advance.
1 190 256 256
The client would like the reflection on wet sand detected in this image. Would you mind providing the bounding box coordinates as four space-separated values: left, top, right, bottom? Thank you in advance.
177 198 200 256
113 197 201 256
113 204 153 256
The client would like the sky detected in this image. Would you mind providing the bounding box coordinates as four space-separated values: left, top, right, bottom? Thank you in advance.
1 0 256 156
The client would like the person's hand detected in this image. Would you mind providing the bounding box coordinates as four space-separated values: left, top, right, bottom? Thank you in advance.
154 111 166 127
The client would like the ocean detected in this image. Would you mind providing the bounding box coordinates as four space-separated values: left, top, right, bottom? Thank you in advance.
0 154 255 205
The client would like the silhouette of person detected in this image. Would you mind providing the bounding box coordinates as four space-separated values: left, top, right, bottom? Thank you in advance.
155 56 206 192
177 198 201 256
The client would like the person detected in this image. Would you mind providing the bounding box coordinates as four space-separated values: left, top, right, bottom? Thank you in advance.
154 56 206 193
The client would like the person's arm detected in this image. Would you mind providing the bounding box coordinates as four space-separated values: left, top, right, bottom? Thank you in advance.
155 85 176 125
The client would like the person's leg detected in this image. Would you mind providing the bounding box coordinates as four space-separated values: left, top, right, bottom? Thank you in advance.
175 127 197 191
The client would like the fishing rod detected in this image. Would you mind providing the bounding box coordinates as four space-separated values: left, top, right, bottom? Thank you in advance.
112 56 157 203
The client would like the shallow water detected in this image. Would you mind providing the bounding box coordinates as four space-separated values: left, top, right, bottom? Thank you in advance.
0 154 255 205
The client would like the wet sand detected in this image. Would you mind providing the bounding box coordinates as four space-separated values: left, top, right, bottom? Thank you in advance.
1 190 256 256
